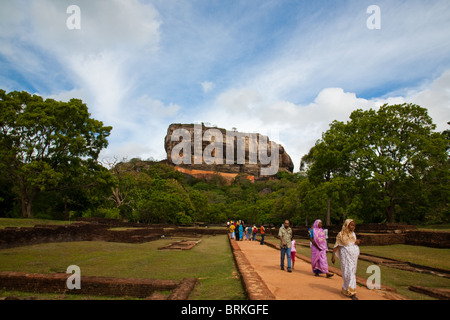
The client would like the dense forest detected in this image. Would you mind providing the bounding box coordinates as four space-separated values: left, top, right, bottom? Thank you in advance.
0 90 448 226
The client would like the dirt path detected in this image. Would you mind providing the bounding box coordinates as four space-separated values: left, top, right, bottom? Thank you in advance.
234 239 396 300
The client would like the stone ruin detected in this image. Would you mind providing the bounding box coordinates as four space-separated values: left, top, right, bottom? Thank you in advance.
0 218 228 300
1 218 448 251
0 271 198 300
158 239 201 251
0 218 228 250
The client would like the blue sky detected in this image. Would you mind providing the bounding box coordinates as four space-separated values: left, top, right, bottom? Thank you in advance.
1 0 449 171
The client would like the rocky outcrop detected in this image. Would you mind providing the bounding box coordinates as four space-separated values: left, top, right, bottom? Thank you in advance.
164 123 294 181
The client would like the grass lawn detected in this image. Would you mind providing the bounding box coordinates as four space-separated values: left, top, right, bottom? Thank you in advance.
360 244 450 270
417 224 450 232
266 237 450 300
0 218 75 229
0 235 246 300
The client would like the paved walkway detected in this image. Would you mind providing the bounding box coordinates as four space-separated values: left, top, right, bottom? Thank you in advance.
233 238 402 300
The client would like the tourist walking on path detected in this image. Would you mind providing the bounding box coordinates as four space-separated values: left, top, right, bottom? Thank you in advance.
291 235 296 270
246 225 252 240
239 223 244 241
310 219 334 278
332 219 361 300
260 224 265 245
252 225 257 241
229 223 235 239
278 220 293 272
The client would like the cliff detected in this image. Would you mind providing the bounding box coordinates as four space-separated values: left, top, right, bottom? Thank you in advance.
164 123 294 182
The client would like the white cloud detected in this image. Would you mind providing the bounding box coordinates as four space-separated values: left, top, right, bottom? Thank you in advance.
65 53 129 121
0 0 176 164
201 81 215 94
100 142 155 163
228 1 450 104
407 70 450 131
191 1 450 172
0 0 162 119
46 87 90 104
98 68 449 167
201 69 450 172
2 0 449 170
29 0 161 55
137 95 181 118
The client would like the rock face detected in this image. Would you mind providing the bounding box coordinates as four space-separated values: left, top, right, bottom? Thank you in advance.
164 123 294 182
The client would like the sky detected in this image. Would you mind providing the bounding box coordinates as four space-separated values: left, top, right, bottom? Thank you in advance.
1 0 449 171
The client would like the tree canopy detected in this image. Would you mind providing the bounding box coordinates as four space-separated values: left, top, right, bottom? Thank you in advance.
0 91 448 226
0 90 112 218
301 103 449 224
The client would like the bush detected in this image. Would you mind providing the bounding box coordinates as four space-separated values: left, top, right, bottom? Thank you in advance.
176 211 193 225
82 207 121 220
97 207 121 220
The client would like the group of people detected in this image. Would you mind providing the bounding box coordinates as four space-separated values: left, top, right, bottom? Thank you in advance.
227 220 266 245
227 218 361 300
278 219 361 300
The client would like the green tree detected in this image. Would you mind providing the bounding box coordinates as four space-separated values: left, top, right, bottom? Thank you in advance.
0 90 112 218
348 104 447 222
189 189 210 222
302 103 448 223
131 178 194 224
301 120 352 225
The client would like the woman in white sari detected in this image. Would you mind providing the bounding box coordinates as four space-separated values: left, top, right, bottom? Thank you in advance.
331 219 360 300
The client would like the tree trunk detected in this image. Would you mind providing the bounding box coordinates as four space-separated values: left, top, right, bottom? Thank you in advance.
20 187 38 218
384 181 395 223
63 197 68 220
20 195 28 218
385 197 395 223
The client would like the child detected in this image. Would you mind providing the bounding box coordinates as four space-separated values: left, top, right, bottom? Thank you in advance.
291 235 296 270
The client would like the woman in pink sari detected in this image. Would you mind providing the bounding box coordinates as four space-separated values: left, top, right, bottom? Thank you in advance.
310 219 334 278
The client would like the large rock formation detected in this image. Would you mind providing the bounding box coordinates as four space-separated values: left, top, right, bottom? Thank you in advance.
164 123 294 182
